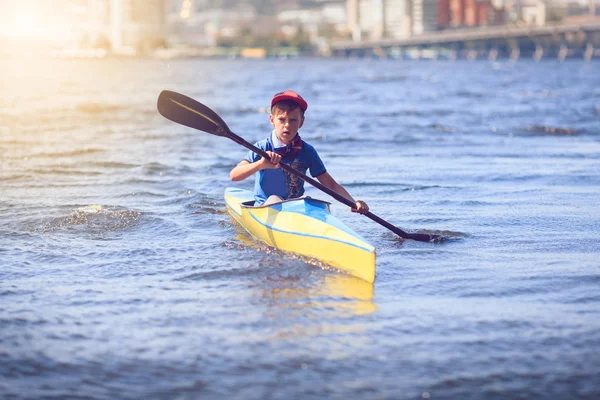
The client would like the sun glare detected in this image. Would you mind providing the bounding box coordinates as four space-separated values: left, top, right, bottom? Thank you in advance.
0 3 71 45
9 9 43 39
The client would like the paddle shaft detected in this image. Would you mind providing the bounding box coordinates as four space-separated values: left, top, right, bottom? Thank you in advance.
227 131 418 239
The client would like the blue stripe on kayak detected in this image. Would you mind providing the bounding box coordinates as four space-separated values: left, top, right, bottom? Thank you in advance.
246 209 373 253
280 201 372 243
224 187 372 247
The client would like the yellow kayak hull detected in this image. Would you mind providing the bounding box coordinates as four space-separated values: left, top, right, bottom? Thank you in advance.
224 188 376 283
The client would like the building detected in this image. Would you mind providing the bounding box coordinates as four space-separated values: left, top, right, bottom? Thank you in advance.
347 0 422 40
384 0 412 39
360 0 385 39
347 0 361 39
438 0 505 28
86 0 111 46
110 0 167 54
521 0 547 26
411 0 438 34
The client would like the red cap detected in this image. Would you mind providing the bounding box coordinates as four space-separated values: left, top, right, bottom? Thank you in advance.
271 90 308 112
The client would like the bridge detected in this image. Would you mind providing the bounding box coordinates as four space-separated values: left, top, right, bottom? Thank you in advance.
330 21 600 60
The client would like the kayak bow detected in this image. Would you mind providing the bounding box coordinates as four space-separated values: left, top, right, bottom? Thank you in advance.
224 188 376 283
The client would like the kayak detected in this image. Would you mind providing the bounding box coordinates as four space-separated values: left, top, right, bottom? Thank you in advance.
224 187 376 283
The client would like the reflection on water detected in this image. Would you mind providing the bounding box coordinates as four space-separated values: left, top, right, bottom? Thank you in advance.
259 273 376 316
256 273 376 341
319 274 376 315
229 219 377 336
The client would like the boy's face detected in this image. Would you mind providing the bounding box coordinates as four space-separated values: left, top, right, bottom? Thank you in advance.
270 107 304 145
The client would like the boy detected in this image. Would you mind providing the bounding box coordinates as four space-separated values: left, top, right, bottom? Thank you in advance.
229 90 369 214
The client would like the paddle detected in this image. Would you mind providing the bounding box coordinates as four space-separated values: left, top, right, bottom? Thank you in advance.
157 90 443 242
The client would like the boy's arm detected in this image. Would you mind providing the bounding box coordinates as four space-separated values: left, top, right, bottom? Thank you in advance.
230 151 282 181
316 172 369 214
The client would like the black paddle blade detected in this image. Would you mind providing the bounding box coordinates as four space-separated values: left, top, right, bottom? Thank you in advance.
157 90 231 137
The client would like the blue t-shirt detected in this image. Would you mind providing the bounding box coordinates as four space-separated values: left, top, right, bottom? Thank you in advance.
245 135 326 204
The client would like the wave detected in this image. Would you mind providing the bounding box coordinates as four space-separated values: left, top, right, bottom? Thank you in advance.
1 174 29 181
28 148 104 158
117 192 167 199
187 197 226 215
455 90 486 98
235 106 264 115
319 136 365 144
123 177 161 185
364 75 407 83
341 182 446 191
519 125 582 136
0 102 131 121
176 265 265 281
377 110 424 117
428 123 457 133
83 161 138 169
377 109 456 117
26 168 102 176
142 162 174 175
75 102 127 114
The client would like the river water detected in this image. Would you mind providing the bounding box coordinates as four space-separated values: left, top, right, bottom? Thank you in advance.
1 58 599 399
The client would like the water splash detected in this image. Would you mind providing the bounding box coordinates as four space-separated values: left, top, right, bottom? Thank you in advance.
40 205 143 235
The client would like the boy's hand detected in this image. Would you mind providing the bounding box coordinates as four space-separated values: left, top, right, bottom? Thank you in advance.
351 200 369 214
260 151 281 169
